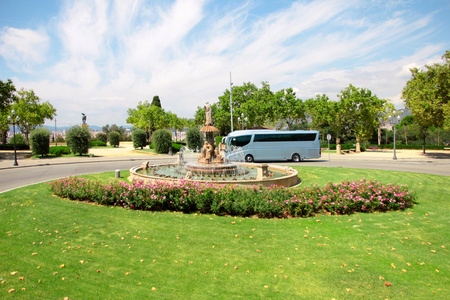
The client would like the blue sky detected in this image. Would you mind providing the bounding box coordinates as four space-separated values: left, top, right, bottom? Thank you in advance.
1 0 449 127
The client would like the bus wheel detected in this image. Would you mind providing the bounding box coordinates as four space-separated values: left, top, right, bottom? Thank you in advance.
245 154 254 163
292 153 301 162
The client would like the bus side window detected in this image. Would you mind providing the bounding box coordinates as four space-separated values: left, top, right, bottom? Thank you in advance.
231 135 252 147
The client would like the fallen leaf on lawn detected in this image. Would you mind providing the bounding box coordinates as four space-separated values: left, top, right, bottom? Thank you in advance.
21 288 25 291
385 281 392 286
79 260 84 264
54 272 58 275
234 266 238 270
8 289 15 293
60 264 65 268
19 277 24 280
125 272 130 276
32 253 38 256
264 285 269 289
11 271 18 276
391 263 396 269
346 288 351 292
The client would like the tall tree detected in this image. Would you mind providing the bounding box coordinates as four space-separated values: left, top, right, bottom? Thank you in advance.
127 101 171 141
273 88 307 130
339 84 388 151
151 95 162 108
12 88 56 144
0 79 17 144
402 50 450 152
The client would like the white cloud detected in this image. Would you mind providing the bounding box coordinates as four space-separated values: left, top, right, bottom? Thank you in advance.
0 27 49 70
1 0 447 127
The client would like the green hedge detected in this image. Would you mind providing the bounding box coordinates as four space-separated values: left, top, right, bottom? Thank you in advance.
171 143 183 153
367 144 445 150
49 177 416 218
49 146 71 156
89 141 107 147
0 144 30 150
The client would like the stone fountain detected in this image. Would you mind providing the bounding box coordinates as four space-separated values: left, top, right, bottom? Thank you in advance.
184 102 240 176
129 102 299 187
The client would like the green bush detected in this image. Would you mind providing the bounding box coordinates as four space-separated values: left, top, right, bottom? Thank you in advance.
152 129 172 153
215 136 223 147
132 129 147 149
171 143 183 153
109 132 120 148
49 146 71 156
368 144 445 150
89 141 107 147
56 135 65 143
96 133 108 144
66 125 91 155
29 128 51 157
186 127 203 150
13 133 26 145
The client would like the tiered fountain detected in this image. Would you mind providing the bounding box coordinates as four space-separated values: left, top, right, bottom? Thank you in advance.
129 102 298 187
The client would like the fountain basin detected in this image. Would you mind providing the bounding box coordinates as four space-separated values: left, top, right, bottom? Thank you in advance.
129 162 299 187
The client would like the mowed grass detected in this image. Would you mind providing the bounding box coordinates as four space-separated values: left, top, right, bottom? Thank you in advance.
0 167 448 299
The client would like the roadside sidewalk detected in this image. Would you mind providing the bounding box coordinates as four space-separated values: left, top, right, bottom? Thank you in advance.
1 148 448 171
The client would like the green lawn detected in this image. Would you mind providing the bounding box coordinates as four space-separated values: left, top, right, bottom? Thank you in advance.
0 167 448 299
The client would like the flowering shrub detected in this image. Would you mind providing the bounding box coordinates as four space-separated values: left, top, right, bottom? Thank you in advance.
48 178 416 218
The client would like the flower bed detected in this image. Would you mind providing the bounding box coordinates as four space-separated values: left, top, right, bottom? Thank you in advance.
48 177 416 218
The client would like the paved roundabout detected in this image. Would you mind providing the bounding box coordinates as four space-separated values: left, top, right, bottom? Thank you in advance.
1 142 449 193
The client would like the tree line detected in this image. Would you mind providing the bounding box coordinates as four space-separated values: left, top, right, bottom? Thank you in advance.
0 79 56 145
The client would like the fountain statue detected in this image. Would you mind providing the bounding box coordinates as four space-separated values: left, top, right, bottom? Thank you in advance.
197 102 223 165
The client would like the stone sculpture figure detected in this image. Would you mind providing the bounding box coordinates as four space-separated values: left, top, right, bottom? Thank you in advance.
81 113 87 125
205 102 212 126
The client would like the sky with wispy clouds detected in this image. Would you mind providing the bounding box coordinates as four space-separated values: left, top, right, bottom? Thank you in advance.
1 0 449 127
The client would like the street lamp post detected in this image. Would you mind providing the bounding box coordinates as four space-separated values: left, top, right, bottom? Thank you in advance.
230 72 233 132
389 114 401 160
7 109 20 166
237 113 248 130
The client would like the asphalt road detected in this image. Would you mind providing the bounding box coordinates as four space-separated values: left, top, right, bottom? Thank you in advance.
1 153 448 193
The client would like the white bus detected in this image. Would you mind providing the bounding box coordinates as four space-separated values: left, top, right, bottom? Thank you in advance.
222 130 321 162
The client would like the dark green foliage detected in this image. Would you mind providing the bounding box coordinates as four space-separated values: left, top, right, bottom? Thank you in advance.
89 141 107 147
29 128 50 157
151 95 162 107
56 135 65 143
132 129 147 149
186 127 203 150
96 133 108 143
368 144 445 150
215 136 223 147
0 144 30 150
49 146 71 156
152 129 172 153
109 132 120 147
66 125 91 155
171 143 183 153
13 133 26 145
